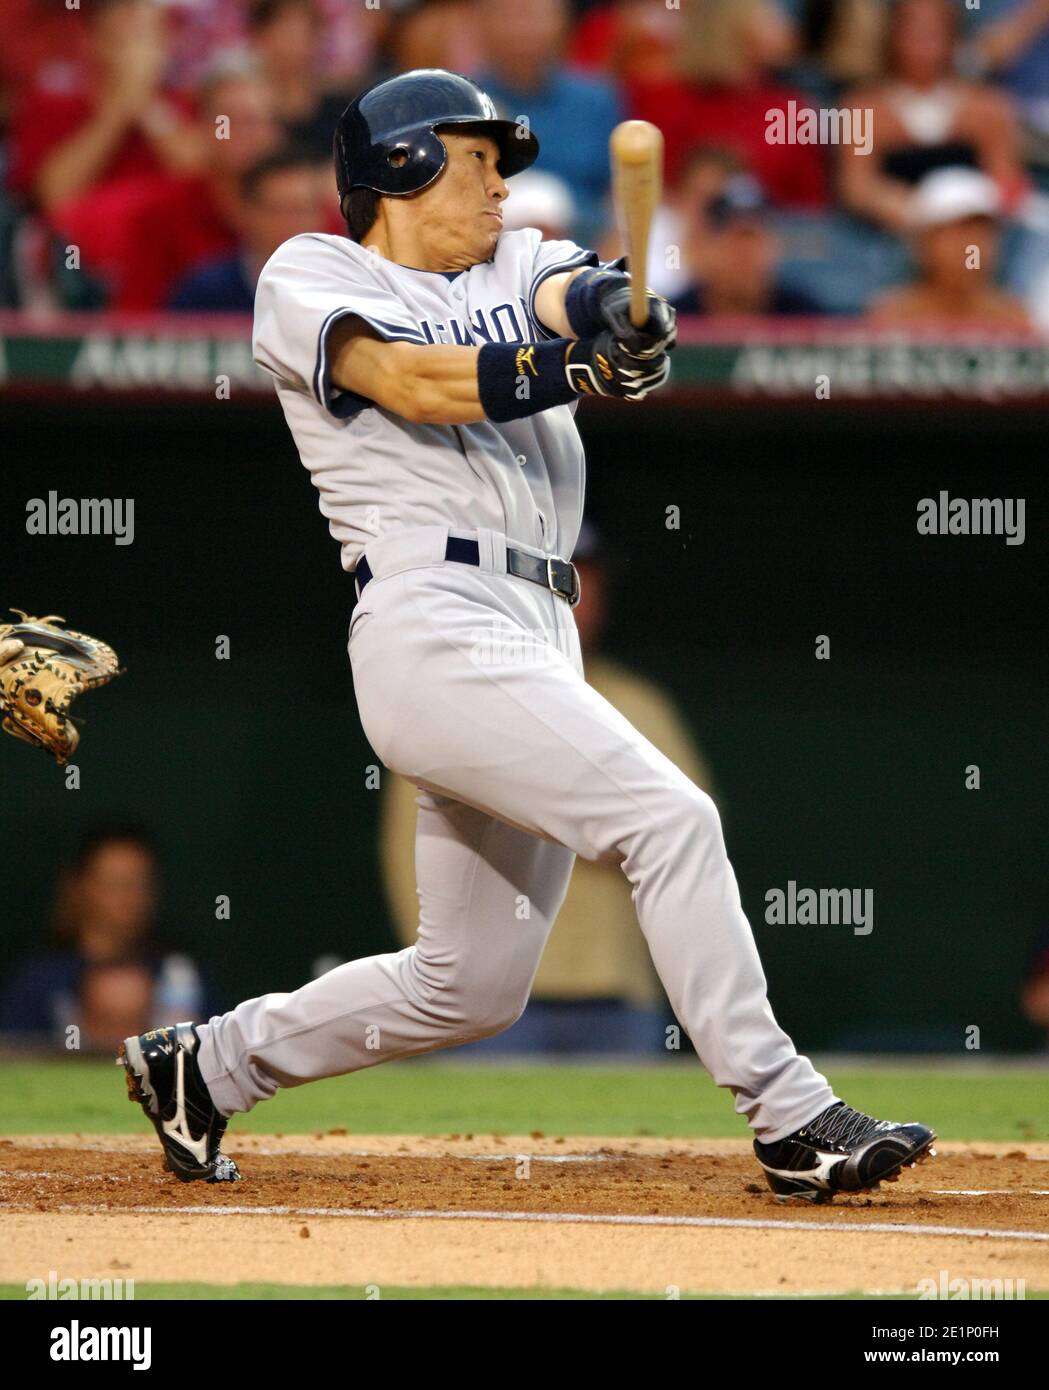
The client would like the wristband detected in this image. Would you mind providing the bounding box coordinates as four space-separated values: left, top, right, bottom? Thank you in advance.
477 340 577 422
564 267 630 338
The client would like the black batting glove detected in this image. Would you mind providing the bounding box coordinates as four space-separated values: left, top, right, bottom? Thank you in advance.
564 331 670 402
598 284 677 359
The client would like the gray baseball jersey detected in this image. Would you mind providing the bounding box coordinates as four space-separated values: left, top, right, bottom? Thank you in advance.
195 227 836 1146
253 228 598 567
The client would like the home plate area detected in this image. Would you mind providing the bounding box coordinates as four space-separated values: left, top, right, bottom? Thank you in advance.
2 1136 1046 1296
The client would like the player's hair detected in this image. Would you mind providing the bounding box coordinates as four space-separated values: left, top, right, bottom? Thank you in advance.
342 187 380 243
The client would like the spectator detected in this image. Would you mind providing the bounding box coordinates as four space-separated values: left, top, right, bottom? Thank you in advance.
599 145 745 301
247 0 349 160
379 523 717 1055
671 171 824 316
0 0 89 123
115 56 282 310
168 145 330 311
391 0 485 77
0 824 214 1053
788 0 887 102
966 0 1049 157
500 168 575 240
568 0 681 84
8 0 201 216
1020 928 1049 1049
868 166 1031 328
838 0 1027 234
471 0 623 245
154 0 388 94
626 0 829 208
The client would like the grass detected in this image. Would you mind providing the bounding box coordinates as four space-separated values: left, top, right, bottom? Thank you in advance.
0 1055 1046 1143
7 1283 1045 1301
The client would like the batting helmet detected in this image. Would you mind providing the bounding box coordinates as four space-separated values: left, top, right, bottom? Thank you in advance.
333 69 539 212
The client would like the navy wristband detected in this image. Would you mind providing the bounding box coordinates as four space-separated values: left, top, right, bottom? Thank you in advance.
477 340 577 422
564 267 630 338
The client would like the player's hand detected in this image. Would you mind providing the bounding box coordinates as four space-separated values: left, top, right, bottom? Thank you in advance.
598 285 677 359
565 332 670 402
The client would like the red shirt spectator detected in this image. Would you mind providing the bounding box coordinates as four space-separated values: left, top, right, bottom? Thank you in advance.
115 174 239 311
627 75 828 207
115 64 282 309
0 0 88 116
625 0 826 208
8 85 194 201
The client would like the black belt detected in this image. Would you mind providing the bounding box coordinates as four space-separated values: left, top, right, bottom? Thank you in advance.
353 537 581 606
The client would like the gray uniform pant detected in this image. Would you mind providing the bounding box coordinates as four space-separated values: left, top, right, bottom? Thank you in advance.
197 526 836 1141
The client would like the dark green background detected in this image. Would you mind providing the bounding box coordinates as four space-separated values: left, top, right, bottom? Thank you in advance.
1 395 1045 1051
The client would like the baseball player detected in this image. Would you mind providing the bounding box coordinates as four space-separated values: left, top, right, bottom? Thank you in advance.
120 69 934 1203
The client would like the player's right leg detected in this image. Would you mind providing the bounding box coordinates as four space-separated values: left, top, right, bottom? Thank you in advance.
336 549 935 1200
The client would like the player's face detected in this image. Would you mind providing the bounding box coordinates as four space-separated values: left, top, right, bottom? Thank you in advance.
411 131 509 269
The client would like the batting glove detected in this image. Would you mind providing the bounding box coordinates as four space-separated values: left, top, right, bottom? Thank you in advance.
565 332 671 401
598 285 677 359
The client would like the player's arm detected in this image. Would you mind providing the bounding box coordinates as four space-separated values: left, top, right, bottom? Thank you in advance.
328 317 486 424
533 269 588 338
326 291 675 426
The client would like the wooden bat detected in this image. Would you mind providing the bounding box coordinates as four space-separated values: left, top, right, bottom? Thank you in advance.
609 120 664 327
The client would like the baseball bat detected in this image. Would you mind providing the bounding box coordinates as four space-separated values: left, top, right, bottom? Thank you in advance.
609 120 664 327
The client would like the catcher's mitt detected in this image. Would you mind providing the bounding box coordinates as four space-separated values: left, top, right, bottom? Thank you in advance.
0 610 122 765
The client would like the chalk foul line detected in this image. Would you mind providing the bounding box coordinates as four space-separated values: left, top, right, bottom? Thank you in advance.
4 1202 1047 1242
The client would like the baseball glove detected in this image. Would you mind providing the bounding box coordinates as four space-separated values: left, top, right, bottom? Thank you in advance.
0 610 122 764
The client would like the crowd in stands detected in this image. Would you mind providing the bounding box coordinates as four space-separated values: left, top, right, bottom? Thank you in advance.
3 0 1049 328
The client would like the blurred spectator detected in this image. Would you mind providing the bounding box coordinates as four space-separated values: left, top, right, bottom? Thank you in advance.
601 145 746 300
966 0 1049 160
0 823 215 1053
839 0 1027 234
247 0 349 159
168 145 329 310
380 523 717 1055
869 166 1031 328
157 0 387 93
115 56 283 309
671 171 823 316
1020 928 1049 1048
0 0 88 122
500 168 575 239
391 0 485 76
568 0 681 83
626 0 829 208
8 0 201 216
471 0 623 245
788 0 887 102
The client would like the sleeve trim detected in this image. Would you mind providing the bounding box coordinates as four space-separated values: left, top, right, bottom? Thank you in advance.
528 249 600 340
313 306 427 417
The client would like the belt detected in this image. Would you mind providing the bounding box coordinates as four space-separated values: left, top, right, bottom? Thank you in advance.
353 537 581 607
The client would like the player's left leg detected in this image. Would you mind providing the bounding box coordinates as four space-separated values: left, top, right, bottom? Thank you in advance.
120 788 573 1180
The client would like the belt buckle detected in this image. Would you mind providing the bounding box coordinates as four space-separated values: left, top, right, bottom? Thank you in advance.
547 556 580 607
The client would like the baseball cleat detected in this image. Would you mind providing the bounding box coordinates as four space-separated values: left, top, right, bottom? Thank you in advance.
753 1101 935 1204
119 1023 240 1183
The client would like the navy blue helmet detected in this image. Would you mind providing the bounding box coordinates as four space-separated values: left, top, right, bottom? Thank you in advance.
333 69 539 212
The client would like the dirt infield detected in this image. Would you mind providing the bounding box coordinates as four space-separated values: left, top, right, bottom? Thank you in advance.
2 1135 1047 1295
